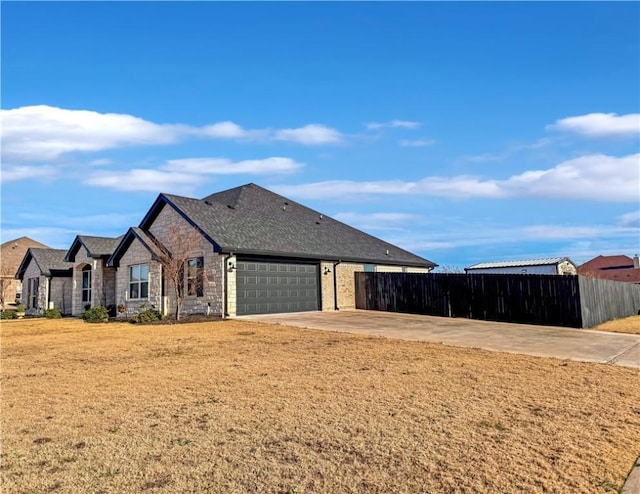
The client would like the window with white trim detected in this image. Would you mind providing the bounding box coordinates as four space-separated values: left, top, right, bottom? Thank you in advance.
129 264 149 299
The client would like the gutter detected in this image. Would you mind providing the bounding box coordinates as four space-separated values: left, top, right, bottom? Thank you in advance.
333 260 342 310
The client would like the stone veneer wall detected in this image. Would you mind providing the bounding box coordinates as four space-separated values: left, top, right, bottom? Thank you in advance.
374 265 404 273
102 267 117 307
19 259 72 315
320 261 335 311
331 262 432 310
334 263 365 310
557 260 577 275
225 255 237 317
71 250 114 316
22 261 46 315
114 238 163 315
49 277 72 315
404 267 432 274
146 206 224 317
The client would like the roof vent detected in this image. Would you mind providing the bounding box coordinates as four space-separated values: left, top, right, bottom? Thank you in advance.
227 204 235 209
204 200 212 206
385 249 390 256
319 214 323 220
282 206 287 211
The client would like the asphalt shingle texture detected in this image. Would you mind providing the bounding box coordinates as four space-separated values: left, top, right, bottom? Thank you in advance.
78 235 124 257
28 249 74 276
157 183 435 267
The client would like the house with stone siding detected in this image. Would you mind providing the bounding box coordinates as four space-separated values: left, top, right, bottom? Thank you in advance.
15 248 73 315
107 183 436 318
64 235 123 316
1 237 50 308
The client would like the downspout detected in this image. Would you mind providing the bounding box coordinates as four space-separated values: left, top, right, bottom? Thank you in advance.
222 253 232 319
47 276 51 311
333 260 342 310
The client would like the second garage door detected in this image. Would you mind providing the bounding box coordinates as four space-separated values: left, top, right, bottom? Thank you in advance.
236 260 319 315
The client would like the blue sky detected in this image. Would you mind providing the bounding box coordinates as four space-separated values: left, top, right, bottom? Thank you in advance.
1 2 638 269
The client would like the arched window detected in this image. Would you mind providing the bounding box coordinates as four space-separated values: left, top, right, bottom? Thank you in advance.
82 265 92 303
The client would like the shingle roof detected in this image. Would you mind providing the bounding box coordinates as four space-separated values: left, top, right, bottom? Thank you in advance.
1 237 50 277
141 183 435 267
65 235 124 261
16 248 73 278
466 257 571 270
107 227 165 267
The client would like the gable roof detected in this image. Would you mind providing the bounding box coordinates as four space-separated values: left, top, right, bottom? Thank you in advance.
578 255 634 273
139 183 436 267
466 257 573 270
65 235 124 262
15 248 74 279
107 227 165 268
1 237 50 276
578 254 640 283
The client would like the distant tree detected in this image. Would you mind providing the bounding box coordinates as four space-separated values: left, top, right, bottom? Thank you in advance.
435 264 465 274
0 264 15 308
0 277 9 309
150 224 205 321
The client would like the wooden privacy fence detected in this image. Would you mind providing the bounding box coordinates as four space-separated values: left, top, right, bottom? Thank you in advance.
354 272 640 328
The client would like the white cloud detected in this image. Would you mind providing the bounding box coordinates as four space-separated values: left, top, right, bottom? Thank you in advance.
547 112 640 138
332 212 422 231
275 153 639 203
200 121 267 141
0 165 58 183
273 124 343 145
84 157 303 193
200 121 248 138
162 157 302 175
462 152 506 163
462 138 553 163
617 211 640 228
398 138 436 147
366 120 421 130
274 176 506 200
519 225 599 240
506 153 638 202
84 169 197 194
385 220 639 260
1 105 187 162
0 105 345 167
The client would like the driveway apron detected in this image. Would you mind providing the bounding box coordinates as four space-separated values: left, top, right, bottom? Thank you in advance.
236 309 640 368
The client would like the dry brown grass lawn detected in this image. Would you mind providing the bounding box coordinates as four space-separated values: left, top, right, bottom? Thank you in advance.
1 318 638 494
595 315 640 335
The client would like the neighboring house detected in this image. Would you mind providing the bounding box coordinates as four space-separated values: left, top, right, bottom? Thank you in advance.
64 235 123 316
0 237 50 307
15 248 73 315
578 254 640 283
465 257 577 275
107 183 437 317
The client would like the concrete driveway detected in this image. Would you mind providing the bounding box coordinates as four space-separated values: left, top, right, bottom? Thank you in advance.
236 309 640 368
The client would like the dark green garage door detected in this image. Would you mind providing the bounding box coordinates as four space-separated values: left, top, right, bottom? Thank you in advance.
236 260 319 315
